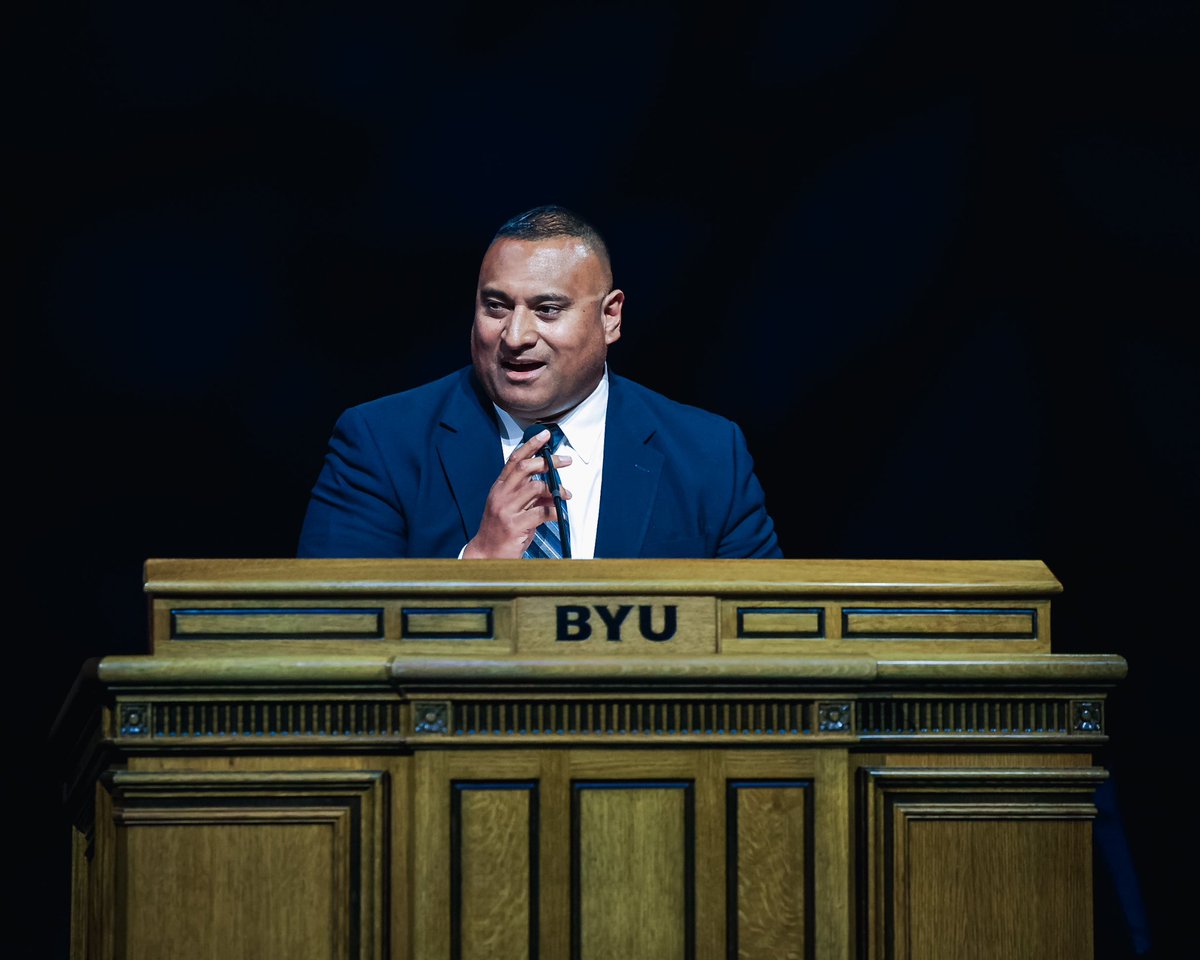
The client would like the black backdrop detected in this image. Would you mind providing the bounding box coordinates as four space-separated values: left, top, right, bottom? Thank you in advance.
13 2 1196 955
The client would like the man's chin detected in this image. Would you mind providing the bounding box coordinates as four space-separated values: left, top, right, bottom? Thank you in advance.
491 385 554 421
476 368 587 422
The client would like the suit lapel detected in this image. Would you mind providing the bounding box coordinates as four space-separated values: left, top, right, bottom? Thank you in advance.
595 376 663 557
435 371 504 541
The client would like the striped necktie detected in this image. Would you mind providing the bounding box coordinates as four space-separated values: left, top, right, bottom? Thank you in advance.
523 423 571 559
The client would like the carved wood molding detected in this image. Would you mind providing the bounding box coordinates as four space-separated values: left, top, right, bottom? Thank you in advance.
96 691 1107 749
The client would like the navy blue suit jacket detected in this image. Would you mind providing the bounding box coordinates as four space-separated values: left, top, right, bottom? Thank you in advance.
298 367 781 559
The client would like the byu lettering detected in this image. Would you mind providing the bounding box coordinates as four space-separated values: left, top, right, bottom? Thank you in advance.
555 604 678 642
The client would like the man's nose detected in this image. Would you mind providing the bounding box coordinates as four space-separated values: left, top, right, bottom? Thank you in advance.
502 307 539 349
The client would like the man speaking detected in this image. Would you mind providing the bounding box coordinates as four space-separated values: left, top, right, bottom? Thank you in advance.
298 205 781 560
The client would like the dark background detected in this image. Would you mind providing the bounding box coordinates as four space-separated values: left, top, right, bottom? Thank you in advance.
13 2 1195 955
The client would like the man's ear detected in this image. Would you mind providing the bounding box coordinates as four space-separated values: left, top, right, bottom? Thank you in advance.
602 289 624 345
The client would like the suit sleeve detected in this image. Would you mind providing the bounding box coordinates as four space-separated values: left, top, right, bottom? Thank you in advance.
717 423 783 559
297 407 409 557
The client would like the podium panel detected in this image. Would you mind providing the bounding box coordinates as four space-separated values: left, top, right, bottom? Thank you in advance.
95 767 388 960
56 559 1124 960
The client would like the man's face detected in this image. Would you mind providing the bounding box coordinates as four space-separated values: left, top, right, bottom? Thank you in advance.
471 236 623 422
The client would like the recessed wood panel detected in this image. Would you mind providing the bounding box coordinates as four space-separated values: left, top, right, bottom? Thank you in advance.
122 819 340 960
403 608 495 639
860 766 1104 960
728 781 812 960
731 607 825 639
108 770 387 960
843 608 1037 640
452 782 538 960
905 819 1091 960
172 607 384 639
572 781 693 959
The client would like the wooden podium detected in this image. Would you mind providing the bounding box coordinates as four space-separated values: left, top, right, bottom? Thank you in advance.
57 559 1124 960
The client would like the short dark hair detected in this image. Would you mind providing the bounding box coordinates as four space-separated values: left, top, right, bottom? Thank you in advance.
492 204 612 284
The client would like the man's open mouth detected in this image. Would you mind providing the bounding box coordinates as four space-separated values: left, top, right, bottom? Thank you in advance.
502 359 545 374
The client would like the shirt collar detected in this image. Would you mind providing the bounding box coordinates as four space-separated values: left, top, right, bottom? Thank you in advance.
493 367 609 465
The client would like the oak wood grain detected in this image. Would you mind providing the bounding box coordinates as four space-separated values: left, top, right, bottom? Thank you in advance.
577 782 689 959
59 558 1118 960
144 558 1063 596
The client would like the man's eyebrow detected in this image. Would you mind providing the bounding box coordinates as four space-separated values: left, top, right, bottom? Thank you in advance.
478 287 575 305
527 292 573 305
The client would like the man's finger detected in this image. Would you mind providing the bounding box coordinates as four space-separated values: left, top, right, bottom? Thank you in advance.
512 429 550 460
516 483 556 513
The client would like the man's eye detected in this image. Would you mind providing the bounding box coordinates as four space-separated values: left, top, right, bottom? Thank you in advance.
536 305 562 317
484 300 508 314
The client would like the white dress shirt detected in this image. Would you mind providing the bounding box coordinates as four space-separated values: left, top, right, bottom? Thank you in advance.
492 370 608 559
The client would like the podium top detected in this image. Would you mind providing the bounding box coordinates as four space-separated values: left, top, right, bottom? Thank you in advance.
144 558 1062 597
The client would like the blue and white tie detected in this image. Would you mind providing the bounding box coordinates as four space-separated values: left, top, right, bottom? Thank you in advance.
523 423 570 559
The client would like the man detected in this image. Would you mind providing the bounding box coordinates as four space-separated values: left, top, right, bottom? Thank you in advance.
298 205 781 559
